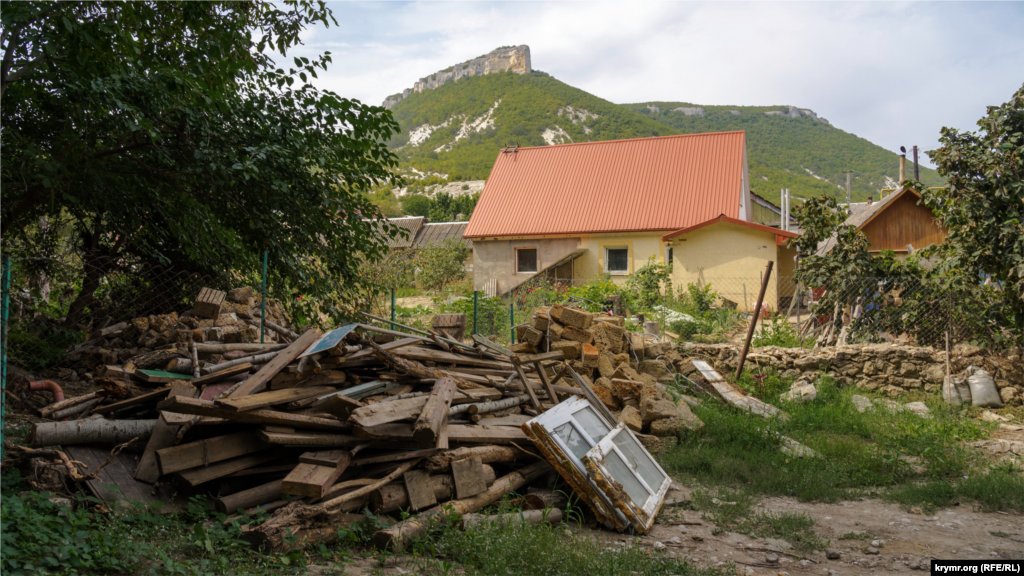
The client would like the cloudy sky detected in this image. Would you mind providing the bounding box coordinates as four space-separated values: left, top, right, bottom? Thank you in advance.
294 1 1023 167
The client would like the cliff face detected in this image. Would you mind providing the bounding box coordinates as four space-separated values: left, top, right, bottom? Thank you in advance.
383 45 531 108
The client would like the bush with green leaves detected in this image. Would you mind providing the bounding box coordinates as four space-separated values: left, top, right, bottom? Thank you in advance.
418 238 472 295
625 257 671 311
753 316 814 348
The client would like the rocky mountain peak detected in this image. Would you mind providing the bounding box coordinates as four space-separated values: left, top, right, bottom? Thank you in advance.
382 45 531 108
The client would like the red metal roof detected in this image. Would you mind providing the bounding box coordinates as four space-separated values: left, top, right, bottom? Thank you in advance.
661 214 800 242
464 131 747 238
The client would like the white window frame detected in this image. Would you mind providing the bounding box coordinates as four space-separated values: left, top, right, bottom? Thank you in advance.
604 246 630 275
584 422 672 532
526 396 669 533
664 245 673 266
514 247 539 275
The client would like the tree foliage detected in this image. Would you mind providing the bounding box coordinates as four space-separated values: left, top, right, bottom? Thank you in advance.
417 238 471 294
1 1 401 327
923 83 1024 336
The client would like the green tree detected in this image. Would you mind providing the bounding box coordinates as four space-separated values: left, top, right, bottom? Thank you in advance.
401 194 433 217
924 83 1024 338
417 238 471 294
1 1 401 326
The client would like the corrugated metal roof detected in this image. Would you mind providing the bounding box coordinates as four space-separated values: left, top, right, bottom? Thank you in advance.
464 131 747 238
371 216 424 248
662 214 799 241
412 222 470 247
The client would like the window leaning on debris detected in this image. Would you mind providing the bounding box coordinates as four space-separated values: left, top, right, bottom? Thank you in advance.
524 396 669 533
605 246 629 275
515 247 538 274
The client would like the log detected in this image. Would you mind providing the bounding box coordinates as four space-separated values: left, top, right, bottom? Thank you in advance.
412 378 456 445
369 465 496 514
466 394 529 416
190 363 253 386
264 319 298 341
31 419 156 447
321 458 422 509
372 461 550 550
39 392 99 419
462 508 562 529
50 398 102 420
94 388 172 416
215 479 283 514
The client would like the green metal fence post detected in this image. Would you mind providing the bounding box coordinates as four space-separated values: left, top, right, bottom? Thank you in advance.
1 255 11 462
473 291 479 335
510 301 515 343
260 250 268 343
391 288 396 330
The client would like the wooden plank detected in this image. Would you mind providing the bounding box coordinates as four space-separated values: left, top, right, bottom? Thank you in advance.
177 451 280 486
157 396 347 431
436 419 449 450
281 463 346 498
513 361 542 410
403 470 437 511
258 430 365 447
451 388 503 405
155 431 268 475
691 360 786 419
346 337 423 360
475 414 531 427
512 351 565 365
350 395 429 428
451 456 487 499
395 347 514 370
65 446 181 512
412 378 457 445
312 394 365 419
473 335 514 357
299 450 348 466
194 287 226 319
215 386 335 412
190 363 252 387
351 448 438 466
356 423 528 445
137 369 193 383
533 360 561 407
332 380 398 400
94 387 171 415
228 328 322 398
134 381 198 483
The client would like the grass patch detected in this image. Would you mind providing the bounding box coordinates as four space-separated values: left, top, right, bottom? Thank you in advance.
690 488 827 552
838 531 874 540
0 470 346 575
661 372 1012 511
408 512 729 576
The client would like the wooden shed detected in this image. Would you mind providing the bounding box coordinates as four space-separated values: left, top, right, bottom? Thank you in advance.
820 187 946 256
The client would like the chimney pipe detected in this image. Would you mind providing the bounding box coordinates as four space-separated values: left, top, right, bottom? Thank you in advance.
912 145 919 181
899 154 906 186
867 196 873 206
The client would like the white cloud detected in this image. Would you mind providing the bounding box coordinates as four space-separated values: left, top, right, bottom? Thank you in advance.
290 1 1024 167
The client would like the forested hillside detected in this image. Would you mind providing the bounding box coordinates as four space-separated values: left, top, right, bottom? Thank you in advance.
627 102 944 204
383 70 943 207
387 71 674 181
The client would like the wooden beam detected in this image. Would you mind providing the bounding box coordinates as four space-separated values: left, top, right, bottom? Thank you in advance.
228 328 322 398
134 381 198 483
189 363 252 387
350 396 428 428
412 378 456 445
155 431 268 475
157 396 348 431
346 337 423 360
92 388 171 415
215 386 335 412
177 451 280 486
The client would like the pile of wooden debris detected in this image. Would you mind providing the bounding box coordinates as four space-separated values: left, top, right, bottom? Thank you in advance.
15 291 685 553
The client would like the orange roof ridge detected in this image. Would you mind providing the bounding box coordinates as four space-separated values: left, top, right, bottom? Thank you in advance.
496 130 747 152
465 131 748 238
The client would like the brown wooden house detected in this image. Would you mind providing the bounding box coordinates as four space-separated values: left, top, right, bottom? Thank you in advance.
819 187 946 256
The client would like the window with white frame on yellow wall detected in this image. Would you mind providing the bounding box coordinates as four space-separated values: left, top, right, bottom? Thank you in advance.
604 246 629 275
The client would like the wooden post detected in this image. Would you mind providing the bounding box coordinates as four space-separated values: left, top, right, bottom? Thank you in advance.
412 378 457 445
735 261 773 380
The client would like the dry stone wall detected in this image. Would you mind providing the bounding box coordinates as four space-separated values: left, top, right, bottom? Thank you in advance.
682 342 1024 406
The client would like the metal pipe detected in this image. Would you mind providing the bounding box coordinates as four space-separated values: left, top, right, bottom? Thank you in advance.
261 250 268 343
30 380 66 403
913 145 919 182
735 261 773 380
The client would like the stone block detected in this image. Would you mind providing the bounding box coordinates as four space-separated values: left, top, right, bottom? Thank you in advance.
561 325 593 344
598 353 616 378
509 342 536 354
194 287 226 319
519 326 544 346
640 397 677 424
531 312 550 332
610 378 643 399
559 307 593 330
1000 387 1018 405
582 343 600 368
227 286 255 304
676 402 704 431
618 405 642 432
611 364 642 382
547 322 564 342
593 385 621 411
550 340 581 360
649 417 680 437
549 303 564 323
782 380 817 403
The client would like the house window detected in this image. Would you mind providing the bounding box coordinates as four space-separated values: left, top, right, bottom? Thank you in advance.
516 248 538 274
605 247 629 274
665 246 673 266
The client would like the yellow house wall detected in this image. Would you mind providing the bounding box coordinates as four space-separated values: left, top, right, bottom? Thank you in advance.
669 223 785 312
574 232 670 286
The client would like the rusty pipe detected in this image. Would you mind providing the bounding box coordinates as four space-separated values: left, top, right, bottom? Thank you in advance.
30 380 65 403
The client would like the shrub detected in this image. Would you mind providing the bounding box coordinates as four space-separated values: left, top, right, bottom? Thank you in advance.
418 238 472 295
